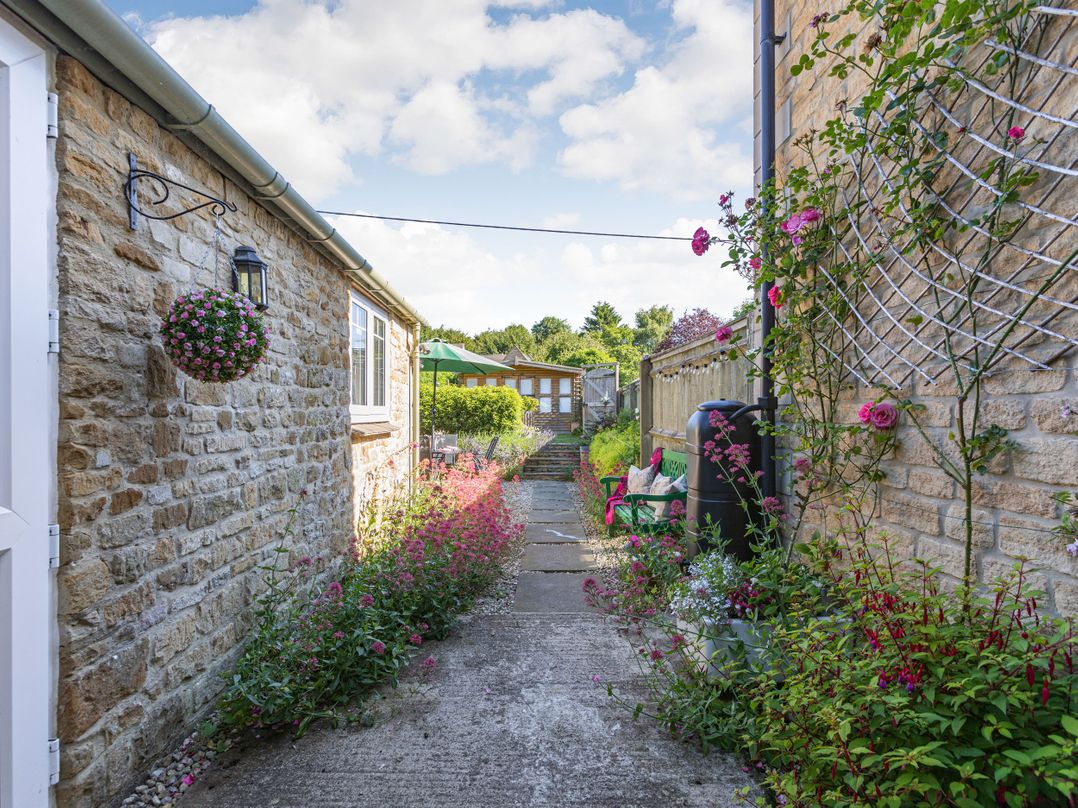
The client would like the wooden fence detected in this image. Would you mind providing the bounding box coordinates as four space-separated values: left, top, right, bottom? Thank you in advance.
639 315 756 461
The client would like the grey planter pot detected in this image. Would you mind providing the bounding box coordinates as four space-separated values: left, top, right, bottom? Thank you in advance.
678 617 773 678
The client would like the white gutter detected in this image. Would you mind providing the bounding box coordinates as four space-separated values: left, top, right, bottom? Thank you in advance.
29 0 424 326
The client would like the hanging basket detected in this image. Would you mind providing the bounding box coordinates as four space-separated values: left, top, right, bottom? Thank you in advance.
160 289 270 382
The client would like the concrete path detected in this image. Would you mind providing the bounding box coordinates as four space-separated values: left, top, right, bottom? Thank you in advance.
182 482 753 807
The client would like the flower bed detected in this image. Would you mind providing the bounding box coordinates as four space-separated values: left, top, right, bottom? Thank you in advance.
214 462 522 736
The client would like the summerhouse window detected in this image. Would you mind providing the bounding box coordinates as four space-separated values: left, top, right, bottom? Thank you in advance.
504 378 517 389
485 377 498 387
519 378 533 395
350 291 390 422
538 378 552 413
466 378 478 388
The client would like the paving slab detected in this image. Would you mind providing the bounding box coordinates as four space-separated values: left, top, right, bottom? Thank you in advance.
182 614 755 807
528 509 580 523
522 543 597 572
512 572 597 614
525 523 587 543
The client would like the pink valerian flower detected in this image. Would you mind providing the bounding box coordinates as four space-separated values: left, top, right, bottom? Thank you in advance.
669 500 686 519
181 774 196 787
333 631 346 640
371 641 386 655
359 594 375 608
767 286 784 309
324 581 343 600
421 656 437 671
691 227 711 256
761 496 785 516
715 325 734 344
792 456 813 476
409 633 423 646
591 674 601 683
1008 126 1025 141
1067 539 1078 559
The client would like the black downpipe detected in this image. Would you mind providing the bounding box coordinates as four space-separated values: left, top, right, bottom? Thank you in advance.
758 0 782 505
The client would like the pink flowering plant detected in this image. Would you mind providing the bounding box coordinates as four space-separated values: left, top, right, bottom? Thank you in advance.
160 288 269 382
215 461 521 736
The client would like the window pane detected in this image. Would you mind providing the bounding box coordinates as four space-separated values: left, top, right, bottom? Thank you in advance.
559 396 572 413
372 317 386 407
519 378 533 395
351 302 367 406
504 378 517 389
559 377 571 394
484 377 498 387
539 378 551 394
539 397 552 413
465 378 478 388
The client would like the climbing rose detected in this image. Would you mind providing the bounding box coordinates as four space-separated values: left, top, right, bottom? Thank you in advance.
691 227 711 256
870 401 899 430
749 256 762 271
858 402 875 424
1008 126 1025 141
715 325 734 344
780 212 804 235
767 286 783 309
800 207 822 223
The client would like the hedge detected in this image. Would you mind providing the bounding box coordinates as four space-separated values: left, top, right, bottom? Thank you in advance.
420 382 526 435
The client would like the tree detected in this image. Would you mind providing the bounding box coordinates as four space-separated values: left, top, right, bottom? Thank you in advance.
421 324 470 346
531 316 571 343
563 346 614 368
470 324 536 357
654 308 723 353
538 331 606 365
581 301 623 336
633 305 674 353
608 342 643 383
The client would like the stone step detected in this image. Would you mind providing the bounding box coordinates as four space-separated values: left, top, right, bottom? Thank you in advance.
522 543 597 572
512 572 596 613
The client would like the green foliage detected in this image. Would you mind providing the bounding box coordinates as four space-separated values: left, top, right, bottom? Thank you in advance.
420 382 524 435
608 343 643 383
563 346 614 368
588 413 640 476
581 300 623 335
457 426 553 473
420 324 470 346
470 324 536 357
531 316 571 343
537 331 608 366
633 304 674 352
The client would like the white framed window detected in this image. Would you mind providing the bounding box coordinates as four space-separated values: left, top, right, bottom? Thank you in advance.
504 378 517 389
539 397 552 413
539 378 552 394
519 378 533 396
350 291 390 422
465 377 478 388
484 377 498 387
559 378 571 395
559 396 572 413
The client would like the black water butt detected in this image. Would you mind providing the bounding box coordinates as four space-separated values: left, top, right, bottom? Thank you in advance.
685 400 762 561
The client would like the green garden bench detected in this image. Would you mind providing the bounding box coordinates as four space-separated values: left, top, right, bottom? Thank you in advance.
601 450 688 536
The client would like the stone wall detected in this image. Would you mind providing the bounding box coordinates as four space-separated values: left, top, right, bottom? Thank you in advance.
52 55 415 806
754 1 1078 614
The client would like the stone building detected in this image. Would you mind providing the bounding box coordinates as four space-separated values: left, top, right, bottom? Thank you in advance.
0 2 424 806
750 1 1077 609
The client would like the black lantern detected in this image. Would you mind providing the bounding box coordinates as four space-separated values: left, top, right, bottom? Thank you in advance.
230 245 268 309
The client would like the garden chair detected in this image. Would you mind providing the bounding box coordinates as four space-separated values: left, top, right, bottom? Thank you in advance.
473 435 499 471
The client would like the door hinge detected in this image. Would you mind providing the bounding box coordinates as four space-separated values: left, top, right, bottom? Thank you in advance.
48 738 60 785
48 310 59 354
47 93 58 139
48 524 60 569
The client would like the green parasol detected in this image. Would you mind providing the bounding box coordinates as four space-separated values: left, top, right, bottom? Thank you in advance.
418 339 513 449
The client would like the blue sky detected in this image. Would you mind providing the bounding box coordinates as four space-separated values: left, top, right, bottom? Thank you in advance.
107 0 756 332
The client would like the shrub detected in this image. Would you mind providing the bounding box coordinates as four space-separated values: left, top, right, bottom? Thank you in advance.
589 413 640 477
419 382 524 435
215 464 521 736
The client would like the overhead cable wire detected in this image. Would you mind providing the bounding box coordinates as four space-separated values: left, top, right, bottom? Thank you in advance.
315 210 712 242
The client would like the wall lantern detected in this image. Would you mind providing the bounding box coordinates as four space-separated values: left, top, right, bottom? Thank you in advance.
231 246 269 310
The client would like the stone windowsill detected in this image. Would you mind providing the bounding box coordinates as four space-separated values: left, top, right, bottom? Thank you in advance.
350 421 401 440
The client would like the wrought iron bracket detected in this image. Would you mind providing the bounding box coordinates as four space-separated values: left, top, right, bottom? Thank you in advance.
125 153 237 231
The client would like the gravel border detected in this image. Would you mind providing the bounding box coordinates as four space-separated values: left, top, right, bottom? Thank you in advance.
468 479 531 615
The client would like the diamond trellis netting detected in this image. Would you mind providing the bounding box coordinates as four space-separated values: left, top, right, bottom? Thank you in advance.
813 3 1077 390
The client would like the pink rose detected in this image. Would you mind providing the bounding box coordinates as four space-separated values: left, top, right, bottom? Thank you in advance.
858 402 874 424
780 212 803 235
715 325 734 344
1007 126 1025 141
691 227 710 256
749 256 762 271
767 285 783 309
869 401 898 430
800 207 822 223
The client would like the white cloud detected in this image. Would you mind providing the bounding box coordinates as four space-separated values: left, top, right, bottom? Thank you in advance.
331 212 751 331
557 0 754 200
144 1 643 199
541 212 581 228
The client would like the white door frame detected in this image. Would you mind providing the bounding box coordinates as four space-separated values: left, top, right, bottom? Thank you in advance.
0 17 50 808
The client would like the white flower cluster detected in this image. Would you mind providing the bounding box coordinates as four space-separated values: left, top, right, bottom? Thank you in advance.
670 551 742 626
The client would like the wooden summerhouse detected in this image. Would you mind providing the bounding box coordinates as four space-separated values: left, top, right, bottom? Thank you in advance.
458 347 584 433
